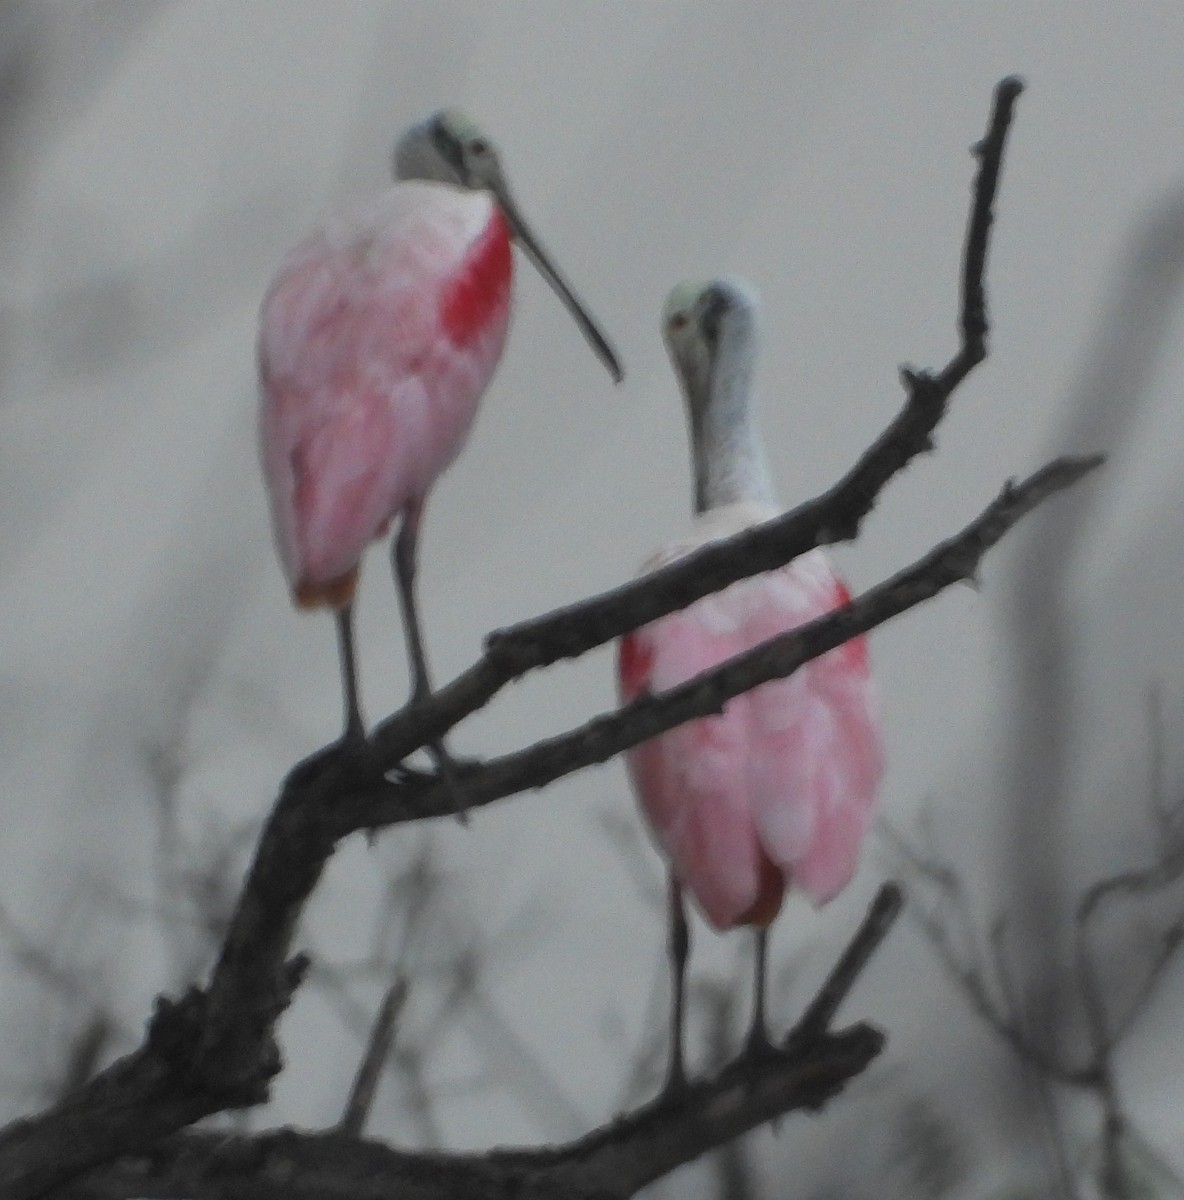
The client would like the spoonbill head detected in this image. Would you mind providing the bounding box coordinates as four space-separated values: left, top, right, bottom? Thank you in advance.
662 276 759 399
661 277 770 515
395 109 622 383
618 277 882 1090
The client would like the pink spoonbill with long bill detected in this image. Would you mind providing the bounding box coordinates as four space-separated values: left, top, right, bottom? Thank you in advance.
618 278 882 1091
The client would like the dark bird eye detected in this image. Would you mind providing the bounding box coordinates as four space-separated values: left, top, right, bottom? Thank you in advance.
668 312 689 333
469 139 489 157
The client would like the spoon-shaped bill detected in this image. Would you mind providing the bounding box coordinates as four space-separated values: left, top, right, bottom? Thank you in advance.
493 183 623 384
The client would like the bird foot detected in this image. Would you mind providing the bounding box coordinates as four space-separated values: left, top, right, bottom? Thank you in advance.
284 729 376 792
384 763 431 785
385 745 478 823
431 740 472 824
388 752 480 783
653 1052 693 1107
743 1022 778 1062
655 1070 691 1108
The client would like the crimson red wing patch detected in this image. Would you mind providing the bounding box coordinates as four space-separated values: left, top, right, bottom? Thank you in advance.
440 208 512 347
618 632 655 702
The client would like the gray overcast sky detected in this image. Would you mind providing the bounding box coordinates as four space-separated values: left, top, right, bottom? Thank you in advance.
1 4 1182 1193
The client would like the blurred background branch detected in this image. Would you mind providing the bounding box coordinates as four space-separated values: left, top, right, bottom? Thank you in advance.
888 688 1184 1198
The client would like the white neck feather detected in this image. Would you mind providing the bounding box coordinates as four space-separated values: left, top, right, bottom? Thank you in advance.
690 328 774 515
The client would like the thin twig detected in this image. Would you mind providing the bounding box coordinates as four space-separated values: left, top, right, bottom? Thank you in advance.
338 979 408 1138
898 688 1184 1198
1074 780 1184 1058
789 883 903 1040
886 820 1087 1085
956 75 1024 367
1109 917 1184 1045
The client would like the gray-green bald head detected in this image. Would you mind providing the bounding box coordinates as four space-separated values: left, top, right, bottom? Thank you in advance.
663 276 760 415
393 109 506 191
662 276 770 513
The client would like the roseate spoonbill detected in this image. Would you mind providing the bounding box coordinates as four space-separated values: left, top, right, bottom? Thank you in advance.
259 110 622 785
617 278 882 1090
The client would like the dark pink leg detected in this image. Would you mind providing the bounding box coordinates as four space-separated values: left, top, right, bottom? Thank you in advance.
335 604 365 744
664 876 690 1096
744 929 773 1056
392 504 467 817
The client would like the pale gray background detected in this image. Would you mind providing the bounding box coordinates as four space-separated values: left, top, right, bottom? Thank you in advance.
0 4 1182 1196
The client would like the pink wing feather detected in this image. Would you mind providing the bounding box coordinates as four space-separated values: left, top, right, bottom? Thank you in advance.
619 542 882 930
258 181 513 605
622 610 772 927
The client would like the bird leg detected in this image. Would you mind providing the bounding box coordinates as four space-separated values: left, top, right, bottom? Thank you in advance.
336 604 366 745
392 506 468 819
281 605 369 791
663 876 691 1097
744 928 774 1058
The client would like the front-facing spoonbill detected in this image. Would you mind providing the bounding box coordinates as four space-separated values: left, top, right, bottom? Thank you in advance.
259 111 622 785
617 278 882 1092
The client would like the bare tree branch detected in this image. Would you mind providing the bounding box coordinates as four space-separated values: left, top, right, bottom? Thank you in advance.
0 426 1090 1200
58 885 902 1200
895 691 1184 1200
882 820 1089 1085
338 979 407 1138
58 1042 877 1200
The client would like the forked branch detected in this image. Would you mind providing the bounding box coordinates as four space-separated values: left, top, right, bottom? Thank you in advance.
0 76 1100 1200
365 78 1026 765
54 886 903 1200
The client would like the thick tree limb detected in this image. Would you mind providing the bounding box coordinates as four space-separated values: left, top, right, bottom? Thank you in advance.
57 886 902 1200
0 76 1079 1200
59 1036 879 1200
54 1032 878 1200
